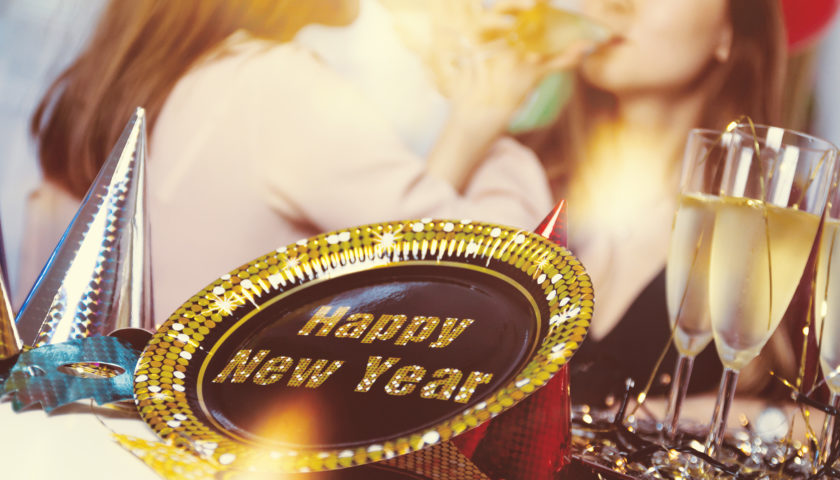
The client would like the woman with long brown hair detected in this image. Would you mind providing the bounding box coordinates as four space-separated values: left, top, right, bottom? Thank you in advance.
519 0 790 408
20 0 591 323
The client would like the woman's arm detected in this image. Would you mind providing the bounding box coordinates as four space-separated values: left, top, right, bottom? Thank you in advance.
249 44 553 231
425 37 595 191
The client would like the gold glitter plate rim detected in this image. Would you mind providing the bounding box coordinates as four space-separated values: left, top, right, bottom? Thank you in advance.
133 218 593 473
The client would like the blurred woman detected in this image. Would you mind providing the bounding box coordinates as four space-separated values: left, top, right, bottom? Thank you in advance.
520 0 788 405
20 0 588 325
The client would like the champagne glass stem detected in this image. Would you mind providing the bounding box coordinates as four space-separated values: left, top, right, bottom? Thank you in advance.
664 353 695 438
819 392 840 468
705 367 739 457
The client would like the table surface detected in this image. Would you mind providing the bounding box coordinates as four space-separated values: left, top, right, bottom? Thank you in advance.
0 398 161 479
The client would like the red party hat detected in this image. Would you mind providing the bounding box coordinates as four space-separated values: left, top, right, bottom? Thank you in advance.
454 200 573 480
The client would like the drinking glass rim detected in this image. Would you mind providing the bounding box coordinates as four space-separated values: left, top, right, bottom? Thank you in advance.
732 123 839 154
688 126 840 153
684 128 735 148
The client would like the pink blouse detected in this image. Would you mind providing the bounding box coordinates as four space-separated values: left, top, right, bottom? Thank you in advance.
17 38 552 325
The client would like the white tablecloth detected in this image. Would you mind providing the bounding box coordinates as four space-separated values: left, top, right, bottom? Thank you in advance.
0 399 161 479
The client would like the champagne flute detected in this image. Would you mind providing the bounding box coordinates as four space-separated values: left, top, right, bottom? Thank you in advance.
815 167 840 467
663 130 727 437
702 125 837 456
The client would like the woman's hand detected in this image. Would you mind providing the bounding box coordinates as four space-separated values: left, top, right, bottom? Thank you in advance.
426 0 607 189
437 0 601 115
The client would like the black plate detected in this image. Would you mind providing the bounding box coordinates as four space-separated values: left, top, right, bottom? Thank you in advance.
134 219 592 473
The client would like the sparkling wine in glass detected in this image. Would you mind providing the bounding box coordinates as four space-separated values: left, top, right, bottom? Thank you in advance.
815 174 840 466
701 125 836 456
663 130 725 437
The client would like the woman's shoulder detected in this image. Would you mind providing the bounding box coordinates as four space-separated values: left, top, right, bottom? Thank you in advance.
196 33 342 87
158 32 371 138
175 32 377 124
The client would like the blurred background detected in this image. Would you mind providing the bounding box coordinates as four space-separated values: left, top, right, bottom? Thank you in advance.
0 0 838 301
0 0 106 296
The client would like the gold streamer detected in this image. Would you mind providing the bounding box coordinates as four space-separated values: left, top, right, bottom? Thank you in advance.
113 434 218 480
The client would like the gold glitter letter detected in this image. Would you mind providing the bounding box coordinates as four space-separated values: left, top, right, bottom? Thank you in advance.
394 316 439 346
334 313 374 339
429 318 475 348
252 356 294 385
384 365 427 396
212 349 270 384
298 305 350 336
287 358 345 388
354 356 401 392
453 371 493 403
420 368 463 400
360 314 407 344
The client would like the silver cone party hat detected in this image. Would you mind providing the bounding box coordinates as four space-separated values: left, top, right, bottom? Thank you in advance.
0 214 9 288
16 107 154 347
0 249 21 361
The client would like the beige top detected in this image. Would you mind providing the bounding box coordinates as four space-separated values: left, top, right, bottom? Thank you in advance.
17 38 552 325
